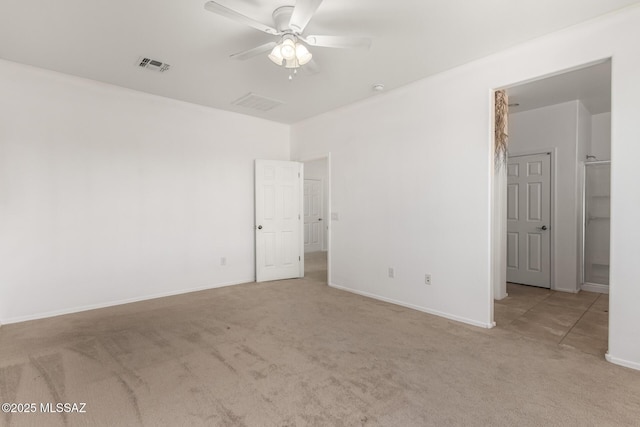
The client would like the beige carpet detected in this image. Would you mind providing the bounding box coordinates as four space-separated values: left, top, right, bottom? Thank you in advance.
1 252 639 426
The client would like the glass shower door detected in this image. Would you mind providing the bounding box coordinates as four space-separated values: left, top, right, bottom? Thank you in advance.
583 162 610 287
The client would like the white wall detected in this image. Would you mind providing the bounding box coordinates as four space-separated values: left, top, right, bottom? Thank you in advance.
292 70 496 328
291 6 640 369
577 103 593 167
509 101 588 292
493 165 508 302
304 158 329 251
591 112 612 160
0 59 289 323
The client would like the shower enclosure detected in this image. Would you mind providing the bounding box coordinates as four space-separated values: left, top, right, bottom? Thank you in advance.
581 161 611 292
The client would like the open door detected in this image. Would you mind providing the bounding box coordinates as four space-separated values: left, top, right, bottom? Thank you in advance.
255 160 304 282
506 153 551 288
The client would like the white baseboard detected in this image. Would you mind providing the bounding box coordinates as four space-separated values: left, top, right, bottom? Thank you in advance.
581 282 610 294
606 353 640 371
328 282 493 329
554 287 579 293
495 292 508 301
0 277 255 325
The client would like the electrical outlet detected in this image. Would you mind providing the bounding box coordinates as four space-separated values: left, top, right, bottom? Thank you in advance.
425 274 431 285
221 257 226 266
388 267 395 278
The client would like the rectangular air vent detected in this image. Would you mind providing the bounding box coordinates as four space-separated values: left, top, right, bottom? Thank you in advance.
231 93 284 112
137 56 170 72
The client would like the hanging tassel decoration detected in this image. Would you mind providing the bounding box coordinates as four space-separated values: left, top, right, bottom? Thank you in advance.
495 90 509 167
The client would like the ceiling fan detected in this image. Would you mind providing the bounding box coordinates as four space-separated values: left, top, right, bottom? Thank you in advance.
204 0 372 77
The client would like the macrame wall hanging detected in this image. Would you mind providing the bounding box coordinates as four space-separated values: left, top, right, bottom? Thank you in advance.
494 90 509 167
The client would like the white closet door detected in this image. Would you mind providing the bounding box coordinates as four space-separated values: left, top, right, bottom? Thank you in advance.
255 160 303 282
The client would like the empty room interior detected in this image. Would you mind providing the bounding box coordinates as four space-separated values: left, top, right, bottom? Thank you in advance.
2 1 640 425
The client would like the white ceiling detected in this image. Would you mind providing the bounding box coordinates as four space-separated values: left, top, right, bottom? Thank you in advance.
507 60 611 115
1 0 637 123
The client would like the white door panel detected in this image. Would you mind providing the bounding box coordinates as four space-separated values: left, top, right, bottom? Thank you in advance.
304 179 323 252
255 160 303 282
506 153 551 288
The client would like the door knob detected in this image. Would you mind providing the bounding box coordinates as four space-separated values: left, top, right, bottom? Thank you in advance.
318 218 322 221
257 225 262 230
538 225 548 231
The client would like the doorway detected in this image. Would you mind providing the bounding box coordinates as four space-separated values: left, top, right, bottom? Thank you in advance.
302 156 330 284
492 59 611 354
494 59 611 298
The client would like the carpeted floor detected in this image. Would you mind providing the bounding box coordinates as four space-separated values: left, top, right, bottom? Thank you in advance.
1 251 639 426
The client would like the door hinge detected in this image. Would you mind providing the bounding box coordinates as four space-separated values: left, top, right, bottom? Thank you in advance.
299 256 301 261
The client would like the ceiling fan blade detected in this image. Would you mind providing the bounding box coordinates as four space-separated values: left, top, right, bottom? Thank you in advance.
230 42 278 60
304 35 372 49
289 0 323 33
204 1 279 35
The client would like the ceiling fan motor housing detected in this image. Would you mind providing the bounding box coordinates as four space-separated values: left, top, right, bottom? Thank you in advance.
272 6 295 33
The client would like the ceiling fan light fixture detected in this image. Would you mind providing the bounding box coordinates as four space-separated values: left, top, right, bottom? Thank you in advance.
280 37 297 60
268 35 312 70
295 43 312 65
268 45 284 65
284 58 299 69
205 1 374 77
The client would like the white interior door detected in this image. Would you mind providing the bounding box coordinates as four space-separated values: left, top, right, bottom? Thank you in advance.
506 153 551 288
304 179 323 253
255 160 303 282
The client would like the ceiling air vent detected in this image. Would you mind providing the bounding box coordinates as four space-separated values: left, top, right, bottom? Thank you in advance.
137 56 170 72
231 93 284 112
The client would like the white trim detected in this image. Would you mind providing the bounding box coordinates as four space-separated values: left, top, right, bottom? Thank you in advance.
581 282 609 294
489 88 507 312
0 278 254 325
554 287 580 294
606 353 640 371
329 283 495 329
327 155 331 281
298 162 305 278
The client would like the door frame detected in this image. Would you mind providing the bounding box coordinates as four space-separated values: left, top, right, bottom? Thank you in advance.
489 59 612 357
299 153 332 283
